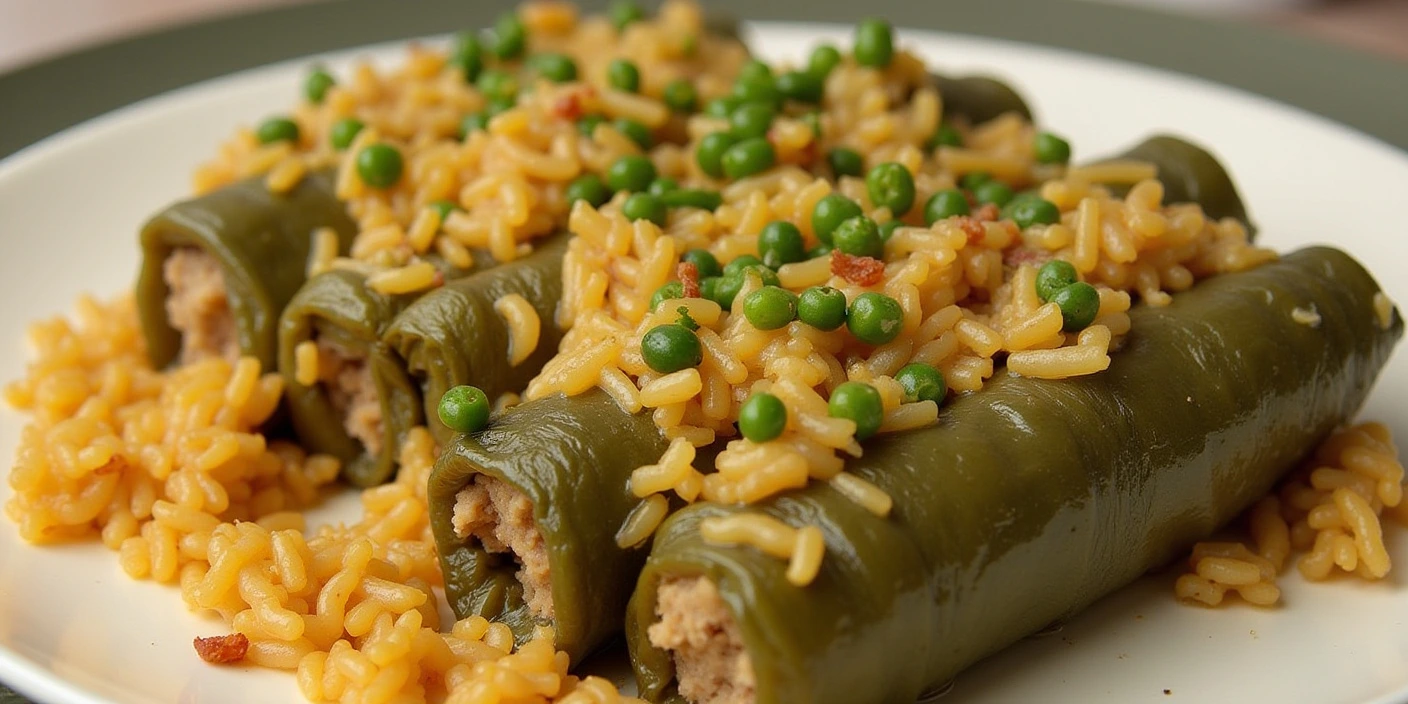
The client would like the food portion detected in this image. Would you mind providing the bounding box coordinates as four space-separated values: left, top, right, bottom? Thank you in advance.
136 171 357 369
5 2 1408 704
628 248 1403 703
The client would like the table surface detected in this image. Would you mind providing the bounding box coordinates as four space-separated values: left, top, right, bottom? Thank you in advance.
0 1 1403 703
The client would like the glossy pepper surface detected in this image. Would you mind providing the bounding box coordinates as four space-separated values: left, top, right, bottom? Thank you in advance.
385 234 569 446
427 389 671 660
135 171 356 369
626 247 1402 704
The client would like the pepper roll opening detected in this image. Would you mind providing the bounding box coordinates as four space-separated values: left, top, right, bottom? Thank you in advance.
136 170 355 370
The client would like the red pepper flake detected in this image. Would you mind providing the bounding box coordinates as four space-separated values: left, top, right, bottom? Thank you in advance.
951 216 987 245
553 93 584 121
830 250 885 286
678 262 700 299
973 203 1000 222
194 633 249 664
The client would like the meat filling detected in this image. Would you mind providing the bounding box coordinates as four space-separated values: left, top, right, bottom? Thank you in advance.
451 476 553 619
163 248 239 364
316 339 384 456
647 577 756 704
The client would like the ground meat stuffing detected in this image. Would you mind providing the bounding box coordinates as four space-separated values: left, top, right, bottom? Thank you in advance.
452 476 553 619
193 633 248 664
647 577 756 704
316 339 384 456
163 248 239 364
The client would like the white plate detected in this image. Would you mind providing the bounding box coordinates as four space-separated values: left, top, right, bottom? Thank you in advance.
1 22 1406 704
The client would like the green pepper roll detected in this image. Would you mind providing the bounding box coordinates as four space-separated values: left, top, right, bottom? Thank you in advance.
627 246 1402 704
929 73 1033 125
135 171 356 369
1096 134 1255 233
427 389 670 661
277 257 484 487
385 233 569 446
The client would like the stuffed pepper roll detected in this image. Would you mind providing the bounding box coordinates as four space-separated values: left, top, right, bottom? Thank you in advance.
428 389 671 660
386 233 569 445
929 73 1032 124
135 171 356 369
627 247 1402 704
277 257 483 487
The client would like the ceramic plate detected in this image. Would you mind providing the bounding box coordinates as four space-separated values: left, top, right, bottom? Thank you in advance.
1 22 1405 704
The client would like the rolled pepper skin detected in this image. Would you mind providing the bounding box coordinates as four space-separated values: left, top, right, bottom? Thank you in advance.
1101 135 1255 233
929 73 1033 125
135 171 356 369
628 247 1402 704
427 389 671 661
385 233 569 446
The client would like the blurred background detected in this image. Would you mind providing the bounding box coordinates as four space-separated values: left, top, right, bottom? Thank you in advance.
0 0 1404 73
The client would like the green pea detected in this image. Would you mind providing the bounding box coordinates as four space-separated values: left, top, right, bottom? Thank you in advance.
682 249 722 278
847 291 903 345
720 137 776 180
1035 260 1079 303
659 189 723 211
476 69 517 101
487 12 527 60
797 286 847 331
485 95 516 117
1034 131 1072 165
1006 197 1062 229
607 155 657 193
641 324 703 373
972 180 1014 207
738 59 772 83
710 269 770 311
800 111 823 138
742 286 798 330
329 118 364 150
878 220 903 242
609 0 645 31
304 68 335 104
696 132 738 179
828 381 883 440
614 118 652 149
959 171 992 190
564 173 611 208
428 199 461 222
827 147 864 177
703 96 741 119
438 385 491 434
1052 281 1100 331
811 194 863 246
854 18 894 68
758 221 806 269
459 112 489 139
650 281 686 311
808 244 833 259
256 116 299 145
923 189 970 225
577 114 606 138
356 144 404 188
622 192 667 226
663 79 698 112
895 363 946 405
648 178 678 196
723 255 765 279
924 123 962 151
866 162 916 216
729 102 775 140
776 70 824 104
808 44 843 77
608 59 641 93
699 276 722 305
833 216 883 258
738 392 788 443
448 33 484 82
532 53 578 83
